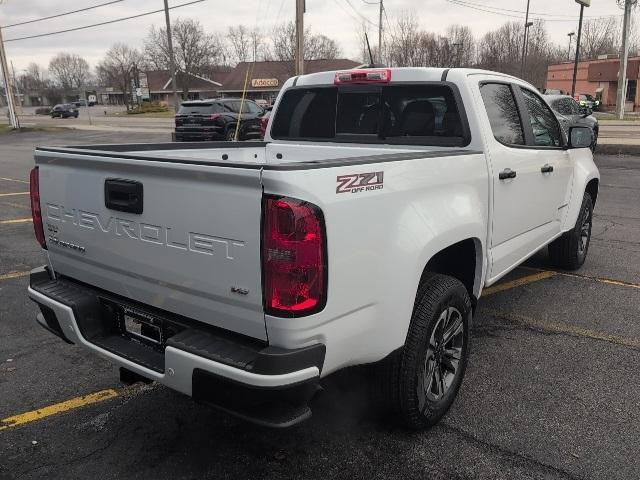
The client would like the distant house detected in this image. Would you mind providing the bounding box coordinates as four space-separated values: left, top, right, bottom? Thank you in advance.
99 70 224 106
218 59 361 103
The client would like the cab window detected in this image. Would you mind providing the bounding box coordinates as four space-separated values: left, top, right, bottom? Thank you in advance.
520 88 563 147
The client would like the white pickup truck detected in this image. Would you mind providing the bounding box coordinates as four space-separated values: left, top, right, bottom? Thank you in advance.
27 67 599 429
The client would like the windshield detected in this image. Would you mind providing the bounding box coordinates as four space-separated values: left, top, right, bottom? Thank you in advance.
271 84 468 146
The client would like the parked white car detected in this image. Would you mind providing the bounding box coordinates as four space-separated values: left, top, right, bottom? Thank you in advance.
27 67 599 429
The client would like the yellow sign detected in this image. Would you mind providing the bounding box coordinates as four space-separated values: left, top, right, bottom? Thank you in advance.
251 78 279 88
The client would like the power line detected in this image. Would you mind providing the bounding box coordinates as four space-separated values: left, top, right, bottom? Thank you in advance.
345 0 377 26
2 1 127 29
446 0 623 21
445 0 622 22
4 0 206 43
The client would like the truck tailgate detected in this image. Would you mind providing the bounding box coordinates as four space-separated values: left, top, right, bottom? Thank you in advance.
35 150 266 340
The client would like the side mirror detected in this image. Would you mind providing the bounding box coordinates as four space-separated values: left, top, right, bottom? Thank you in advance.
567 126 594 149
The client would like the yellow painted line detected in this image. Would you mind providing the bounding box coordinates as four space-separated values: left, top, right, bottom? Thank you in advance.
0 217 32 225
522 266 640 291
0 389 119 432
482 271 557 297
482 308 640 349
0 192 28 197
0 177 28 184
0 271 30 281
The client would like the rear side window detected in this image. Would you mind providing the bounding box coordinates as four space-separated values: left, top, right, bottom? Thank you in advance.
178 103 222 114
479 83 524 146
271 84 467 146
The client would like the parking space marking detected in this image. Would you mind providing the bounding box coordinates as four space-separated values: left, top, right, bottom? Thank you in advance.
0 389 119 432
0 218 32 225
482 308 640 350
0 192 28 197
482 271 557 297
522 266 640 291
0 177 28 184
0 271 30 281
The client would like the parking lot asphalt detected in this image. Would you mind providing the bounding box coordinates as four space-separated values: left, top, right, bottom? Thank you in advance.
1 130 639 480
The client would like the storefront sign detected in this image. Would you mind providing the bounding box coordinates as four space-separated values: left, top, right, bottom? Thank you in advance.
251 78 279 88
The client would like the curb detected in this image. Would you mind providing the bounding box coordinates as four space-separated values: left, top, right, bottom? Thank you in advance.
597 144 640 156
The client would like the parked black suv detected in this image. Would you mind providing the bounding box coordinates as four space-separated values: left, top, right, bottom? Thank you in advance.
175 98 264 141
51 104 79 119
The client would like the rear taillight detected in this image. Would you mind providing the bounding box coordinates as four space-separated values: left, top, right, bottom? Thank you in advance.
334 68 391 85
209 114 220 121
262 195 326 317
29 166 47 249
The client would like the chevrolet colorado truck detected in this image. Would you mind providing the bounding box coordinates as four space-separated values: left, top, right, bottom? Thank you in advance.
27 67 599 429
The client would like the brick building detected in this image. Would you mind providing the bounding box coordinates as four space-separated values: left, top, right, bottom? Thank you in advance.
546 56 640 112
218 59 360 103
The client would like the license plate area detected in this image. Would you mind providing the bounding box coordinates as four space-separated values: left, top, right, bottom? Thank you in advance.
100 299 183 352
123 308 163 346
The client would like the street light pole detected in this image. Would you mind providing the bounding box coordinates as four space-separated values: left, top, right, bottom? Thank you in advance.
295 0 305 75
567 32 575 61
570 0 590 98
163 0 179 110
571 2 587 98
378 0 383 64
616 0 635 120
520 0 531 78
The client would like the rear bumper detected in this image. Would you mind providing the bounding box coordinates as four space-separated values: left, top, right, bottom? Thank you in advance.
27 267 324 426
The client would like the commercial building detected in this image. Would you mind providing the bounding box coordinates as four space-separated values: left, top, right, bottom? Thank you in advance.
218 59 360 103
546 56 640 111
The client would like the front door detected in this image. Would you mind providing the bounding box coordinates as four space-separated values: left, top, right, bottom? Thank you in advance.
478 81 571 281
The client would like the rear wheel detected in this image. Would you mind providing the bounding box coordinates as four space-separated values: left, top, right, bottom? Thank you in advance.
548 193 593 270
376 273 471 430
225 127 237 141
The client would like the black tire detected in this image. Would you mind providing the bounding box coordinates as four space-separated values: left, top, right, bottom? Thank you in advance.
225 127 237 141
548 193 593 270
376 273 471 430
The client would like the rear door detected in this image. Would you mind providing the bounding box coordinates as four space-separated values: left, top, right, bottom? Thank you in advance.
36 150 267 340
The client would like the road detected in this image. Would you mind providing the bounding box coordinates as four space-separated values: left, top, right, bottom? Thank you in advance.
1 130 639 479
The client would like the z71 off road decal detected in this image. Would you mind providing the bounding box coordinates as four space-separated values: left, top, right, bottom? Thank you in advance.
336 171 384 194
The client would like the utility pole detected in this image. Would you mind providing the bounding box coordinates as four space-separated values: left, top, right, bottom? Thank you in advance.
520 0 531 78
10 59 21 114
378 0 383 64
163 0 180 110
567 32 575 61
571 0 589 98
616 0 635 120
0 25 19 129
295 0 305 75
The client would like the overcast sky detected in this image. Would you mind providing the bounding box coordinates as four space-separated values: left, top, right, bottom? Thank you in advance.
0 0 628 72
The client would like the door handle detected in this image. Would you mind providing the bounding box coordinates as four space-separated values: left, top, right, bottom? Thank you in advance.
541 164 554 173
499 168 517 180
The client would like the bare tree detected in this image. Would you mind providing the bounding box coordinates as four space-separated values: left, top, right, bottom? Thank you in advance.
477 21 522 76
48 53 90 95
228 25 251 64
580 18 618 59
270 21 340 63
446 25 475 67
96 43 144 109
144 18 226 96
17 63 46 91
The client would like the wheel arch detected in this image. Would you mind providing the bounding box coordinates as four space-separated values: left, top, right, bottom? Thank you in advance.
418 237 484 306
